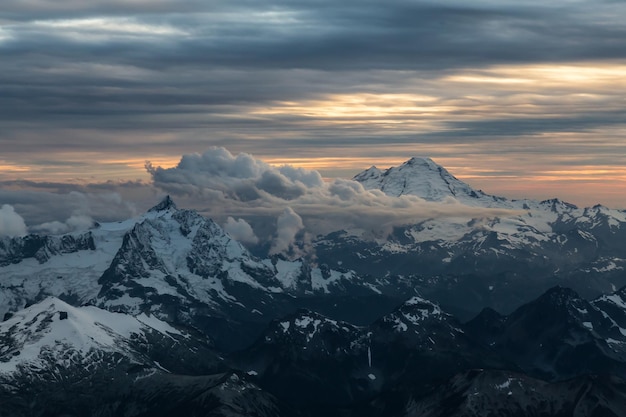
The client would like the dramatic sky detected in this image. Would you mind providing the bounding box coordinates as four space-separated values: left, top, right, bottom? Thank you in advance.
2 0 626 238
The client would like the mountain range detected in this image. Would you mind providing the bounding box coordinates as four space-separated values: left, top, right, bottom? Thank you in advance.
321 157 626 317
3 157 626 416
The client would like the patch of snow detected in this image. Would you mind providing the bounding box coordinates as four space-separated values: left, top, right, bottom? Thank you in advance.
593 261 621 273
294 316 325 342
273 259 303 290
381 242 409 254
136 313 183 337
310 268 357 293
599 294 626 309
495 378 513 390
393 317 408 332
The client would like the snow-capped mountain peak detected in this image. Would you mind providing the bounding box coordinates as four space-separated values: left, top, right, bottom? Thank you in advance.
264 309 359 346
378 295 453 333
369 295 469 352
0 297 184 376
148 195 177 212
353 156 489 204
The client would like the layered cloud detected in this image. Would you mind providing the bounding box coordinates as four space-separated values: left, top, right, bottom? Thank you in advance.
2 1 626 206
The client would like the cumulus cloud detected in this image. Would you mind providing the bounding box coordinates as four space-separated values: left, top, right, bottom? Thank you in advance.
0 204 27 237
270 207 305 257
147 146 323 203
223 217 259 245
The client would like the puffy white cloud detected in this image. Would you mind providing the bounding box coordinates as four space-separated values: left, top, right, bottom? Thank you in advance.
270 207 305 257
0 204 27 237
147 146 324 202
223 217 259 245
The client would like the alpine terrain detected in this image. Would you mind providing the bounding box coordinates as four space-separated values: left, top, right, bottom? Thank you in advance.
3 157 626 416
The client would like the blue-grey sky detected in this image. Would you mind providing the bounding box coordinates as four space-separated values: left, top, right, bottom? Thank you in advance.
2 0 626 212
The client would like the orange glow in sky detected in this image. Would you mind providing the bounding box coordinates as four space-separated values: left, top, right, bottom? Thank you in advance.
3 59 626 208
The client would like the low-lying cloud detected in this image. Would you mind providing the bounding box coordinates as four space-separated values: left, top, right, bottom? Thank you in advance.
223 217 259 245
147 147 521 257
0 147 522 258
0 187 145 235
270 207 306 257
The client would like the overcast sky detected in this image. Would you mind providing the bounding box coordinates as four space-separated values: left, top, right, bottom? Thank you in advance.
2 0 626 220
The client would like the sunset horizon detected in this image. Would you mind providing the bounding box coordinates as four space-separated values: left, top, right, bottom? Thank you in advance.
2 0 626 224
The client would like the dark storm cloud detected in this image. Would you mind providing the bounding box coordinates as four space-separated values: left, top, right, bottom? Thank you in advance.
2 1 625 92
4 1 626 71
1 0 624 118
0 1 626 77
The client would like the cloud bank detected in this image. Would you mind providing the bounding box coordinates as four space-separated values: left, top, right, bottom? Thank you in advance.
0 186 147 235
147 147 520 257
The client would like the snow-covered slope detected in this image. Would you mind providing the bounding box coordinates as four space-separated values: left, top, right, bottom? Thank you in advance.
353 157 626 239
93 199 379 351
96 202 278 312
0 228 122 318
313 157 626 314
354 157 508 206
371 295 465 349
0 201 187 318
0 196 371 316
0 298 280 416
0 196 376 351
0 297 204 379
